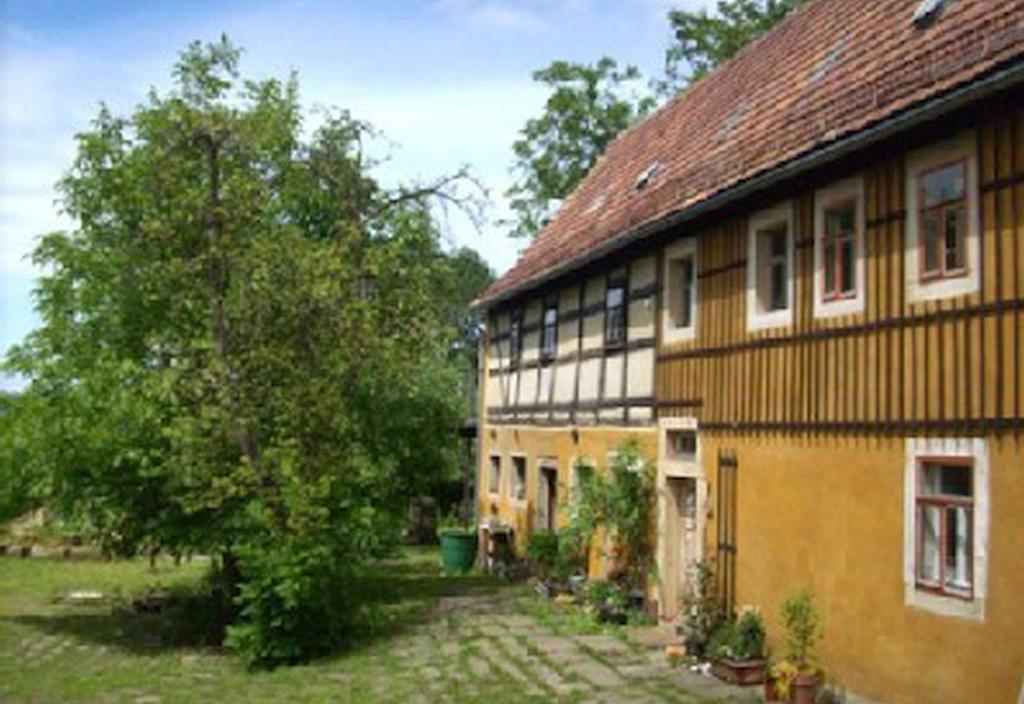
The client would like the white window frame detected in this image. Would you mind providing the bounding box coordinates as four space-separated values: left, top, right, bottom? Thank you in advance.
661 237 698 344
657 416 700 477
746 202 795 331
488 454 502 497
510 454 528 505
905 130 981 303
903 437 989 621
813 176 866 319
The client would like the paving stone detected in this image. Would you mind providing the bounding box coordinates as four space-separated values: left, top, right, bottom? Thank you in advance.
573 659 625 688
531 634 580 656
574 634 631 657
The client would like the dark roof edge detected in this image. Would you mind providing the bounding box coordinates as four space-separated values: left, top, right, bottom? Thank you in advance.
475 57 1024 311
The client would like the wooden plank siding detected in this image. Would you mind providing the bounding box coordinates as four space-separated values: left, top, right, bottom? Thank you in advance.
656 111 1024 436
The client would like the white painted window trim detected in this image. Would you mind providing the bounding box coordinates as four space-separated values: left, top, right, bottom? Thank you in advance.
488 454 503 498
661 237 698 344
905 130 981 303
813 176 866 319
510 453 529 506
746 201 795 331
903 437 989 621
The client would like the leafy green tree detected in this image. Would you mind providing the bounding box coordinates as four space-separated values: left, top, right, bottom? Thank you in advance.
504 58 653 238
4 36 482 666
658 0 806 96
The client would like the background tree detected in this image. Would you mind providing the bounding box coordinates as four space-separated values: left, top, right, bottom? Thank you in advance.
657 0 806 96
505 3 805 239
504 58 653 238
3 36 487 667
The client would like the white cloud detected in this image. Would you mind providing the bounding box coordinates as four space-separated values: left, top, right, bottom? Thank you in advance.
434 0 545 31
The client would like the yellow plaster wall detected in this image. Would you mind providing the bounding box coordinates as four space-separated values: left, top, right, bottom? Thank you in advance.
699 432 1024 704
477 424 657 576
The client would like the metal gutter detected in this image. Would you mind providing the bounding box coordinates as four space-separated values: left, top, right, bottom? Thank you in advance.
477 57 1024 310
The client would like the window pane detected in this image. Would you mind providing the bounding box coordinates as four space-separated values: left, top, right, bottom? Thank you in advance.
823 240 836 293
770 229 787 258
770 262 787 310
840 236 855 293
918 504 941 584
677 257 694 328
921 162 965 207
679 289 692 328
825 204 854 237
923 214 941 273
544 307 557 326
922 464 971 497
945 205 965 271
945 506 971 591
513 458 526 500
489 457 501 494
606 286 624 308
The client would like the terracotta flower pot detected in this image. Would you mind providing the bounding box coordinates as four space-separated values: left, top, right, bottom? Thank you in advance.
790 671 821 704
711 657 767 686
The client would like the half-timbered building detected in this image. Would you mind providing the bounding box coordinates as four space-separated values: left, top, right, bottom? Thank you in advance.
475 1 1024 701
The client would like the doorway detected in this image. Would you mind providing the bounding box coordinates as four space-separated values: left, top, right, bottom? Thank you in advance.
537 464 558 531
668 476 700 611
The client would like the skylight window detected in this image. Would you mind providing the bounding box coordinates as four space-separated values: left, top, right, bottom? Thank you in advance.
635 161 660 190
913 0 952 28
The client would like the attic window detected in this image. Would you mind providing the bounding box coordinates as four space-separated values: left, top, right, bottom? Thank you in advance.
913 0 952 28
635 161 660 190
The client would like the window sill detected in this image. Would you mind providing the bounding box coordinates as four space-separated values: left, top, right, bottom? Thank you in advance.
905 584 984 621
747 307 793 331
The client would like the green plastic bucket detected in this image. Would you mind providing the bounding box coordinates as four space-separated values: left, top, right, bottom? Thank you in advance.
439 530 478 575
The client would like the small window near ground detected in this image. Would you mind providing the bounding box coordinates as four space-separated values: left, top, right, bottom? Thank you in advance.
605 270 628 347
667 430 697 462
512 456 527 502
488 455 502 496
919 161 967 281
916 459 973 599
541 298 558 362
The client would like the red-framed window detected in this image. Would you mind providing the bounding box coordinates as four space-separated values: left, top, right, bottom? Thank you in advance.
918 160 967 282
822 199 857 300
915 457 974 600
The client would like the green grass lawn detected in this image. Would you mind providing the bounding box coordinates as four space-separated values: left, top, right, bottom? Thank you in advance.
0 550 751 704
0 548 513 704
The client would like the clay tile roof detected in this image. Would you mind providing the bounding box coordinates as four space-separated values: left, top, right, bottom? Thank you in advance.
479 0 1024 307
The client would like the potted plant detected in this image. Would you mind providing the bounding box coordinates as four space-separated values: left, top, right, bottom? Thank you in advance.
437 510 478 575
778 589 823 704
678 561 725 658
709 606 768 685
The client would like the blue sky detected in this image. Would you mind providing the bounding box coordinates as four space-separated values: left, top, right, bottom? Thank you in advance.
0 0 702 391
